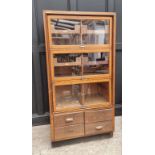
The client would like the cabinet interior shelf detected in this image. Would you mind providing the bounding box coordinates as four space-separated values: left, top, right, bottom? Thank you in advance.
83 60 108 66
54 61 108 67
51 25 80 34
56 96 109 110
51 25 109 34
54 62 81 67
54 57 108 67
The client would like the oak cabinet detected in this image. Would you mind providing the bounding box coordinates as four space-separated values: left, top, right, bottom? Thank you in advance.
43 10 116 142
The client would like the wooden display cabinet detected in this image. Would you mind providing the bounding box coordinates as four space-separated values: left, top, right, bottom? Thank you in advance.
43 10 116 142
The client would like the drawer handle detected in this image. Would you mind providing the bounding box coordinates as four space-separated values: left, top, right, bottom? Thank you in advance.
95 126 103 130
65 118 73 122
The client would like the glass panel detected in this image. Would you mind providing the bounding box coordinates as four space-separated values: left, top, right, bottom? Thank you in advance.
83 82 109 106
55 84 82 109
51 19 81 45
54 54 82 77
82 20 110 44
83 52 109 75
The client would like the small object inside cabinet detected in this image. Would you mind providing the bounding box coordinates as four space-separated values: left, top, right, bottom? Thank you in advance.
43 10 116 142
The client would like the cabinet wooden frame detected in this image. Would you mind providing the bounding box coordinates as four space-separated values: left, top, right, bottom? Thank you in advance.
43 10 116 142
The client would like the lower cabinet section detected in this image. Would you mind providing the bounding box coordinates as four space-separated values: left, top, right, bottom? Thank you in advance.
54 112 84 127
54 124 84 141
85 108 113 123
53 108 114 141
85 121 113 136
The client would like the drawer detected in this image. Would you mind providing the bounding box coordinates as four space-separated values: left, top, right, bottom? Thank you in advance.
54 112 84 127
85 121 113 136
54 124 84 141
85 109 113 123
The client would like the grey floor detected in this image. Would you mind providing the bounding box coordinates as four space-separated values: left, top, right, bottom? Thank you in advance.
32 116 122 155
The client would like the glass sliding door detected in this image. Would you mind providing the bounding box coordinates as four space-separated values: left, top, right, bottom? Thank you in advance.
83 52 109 76
51 19 81 45
55 84 82 110
54 53 82 78
83 82 110 107
82 19 110 45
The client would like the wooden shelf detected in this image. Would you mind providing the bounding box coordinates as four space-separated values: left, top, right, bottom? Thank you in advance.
83 60 108 66
54 62 81 67
84 95 108 105
54 57 108 67
51 25 80 34
52 36 71 39
56 98 81 110
82 25 109 34
56 95 109 110
51 25 109 34
54 57 81 67
54 61 108 67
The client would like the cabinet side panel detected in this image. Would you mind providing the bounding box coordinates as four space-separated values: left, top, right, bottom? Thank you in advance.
43 12 55 141
112 14 116 130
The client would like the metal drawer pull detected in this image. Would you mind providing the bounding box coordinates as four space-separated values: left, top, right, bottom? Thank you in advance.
80 45 85 48
65 118 73 122
95 126 103 130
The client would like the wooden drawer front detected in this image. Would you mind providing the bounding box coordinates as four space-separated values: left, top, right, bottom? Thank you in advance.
54 124 84 141
85 121 113 136
85 109 113 123
54 112 84 127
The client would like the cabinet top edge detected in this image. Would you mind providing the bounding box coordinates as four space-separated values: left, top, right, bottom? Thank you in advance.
43 10 116 17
